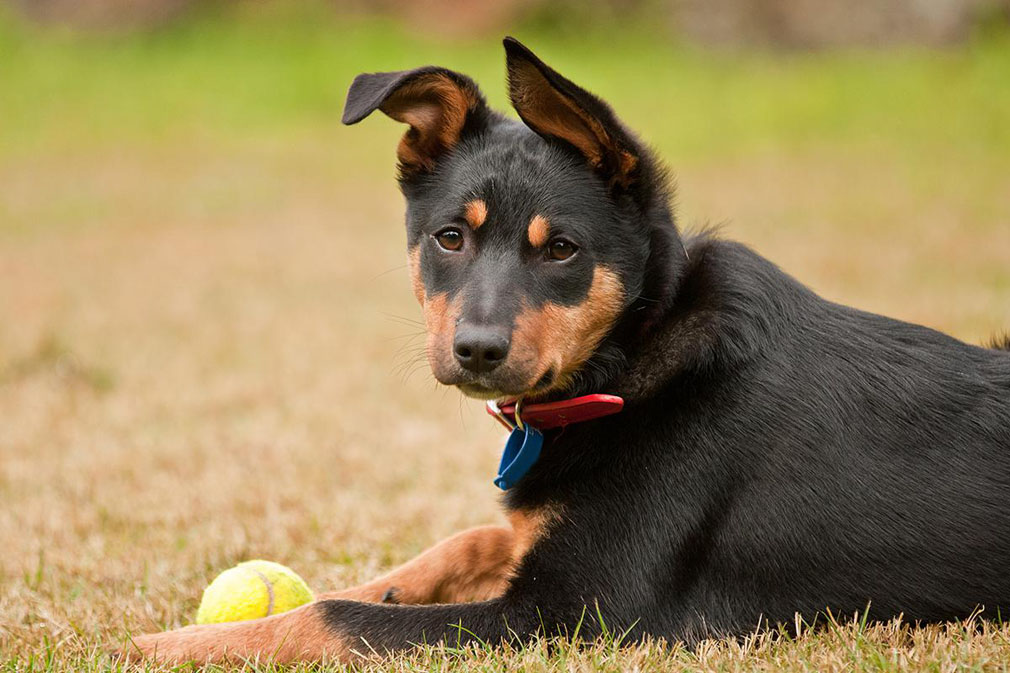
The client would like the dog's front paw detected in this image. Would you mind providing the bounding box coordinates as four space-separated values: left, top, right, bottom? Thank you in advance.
114 604 349 665
116 624 232 665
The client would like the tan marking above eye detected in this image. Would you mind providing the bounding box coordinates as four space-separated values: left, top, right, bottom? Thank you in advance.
527 215 550 248
464 199 488 229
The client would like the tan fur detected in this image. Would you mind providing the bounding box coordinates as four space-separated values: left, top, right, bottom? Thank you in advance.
512 59 608 167
125 603 346 664
422 292 463 384
408 246 423 305
617 150 638 183
511 265 624 393
380 73 476 171
508 507 557 560
327 525 512 604
464 199 488 230
510 60 638 186
324 507 557 605
527 214 550 248
126 509 559 664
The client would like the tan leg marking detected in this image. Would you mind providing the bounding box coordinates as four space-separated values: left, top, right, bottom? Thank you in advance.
322 508 557 605
124 602 345 665
527 214 550 248
464 199 488 230
511 264 624 393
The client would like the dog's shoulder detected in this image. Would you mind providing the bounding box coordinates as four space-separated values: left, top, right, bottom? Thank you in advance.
623 232 1010 405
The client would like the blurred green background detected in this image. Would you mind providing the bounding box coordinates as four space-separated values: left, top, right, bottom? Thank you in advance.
3 0 1009 234
4 1 1010 159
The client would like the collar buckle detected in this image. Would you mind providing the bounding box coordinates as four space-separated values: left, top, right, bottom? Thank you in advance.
486 393 625 490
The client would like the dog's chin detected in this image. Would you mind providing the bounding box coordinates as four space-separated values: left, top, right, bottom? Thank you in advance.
456 383 511 400
455 371 559 402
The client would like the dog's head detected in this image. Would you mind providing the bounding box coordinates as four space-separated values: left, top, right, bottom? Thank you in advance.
343 38 682 400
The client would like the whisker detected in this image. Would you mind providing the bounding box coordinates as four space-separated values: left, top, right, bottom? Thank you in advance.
385 331 426 344
370 264 408 280
383 313 425 327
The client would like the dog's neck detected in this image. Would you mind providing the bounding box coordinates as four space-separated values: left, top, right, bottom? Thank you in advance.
572 234 785 405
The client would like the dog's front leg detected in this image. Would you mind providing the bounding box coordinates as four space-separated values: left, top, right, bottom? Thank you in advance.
324 511 546 605
125 597 541 664
322 525 514 604
124 601 347 664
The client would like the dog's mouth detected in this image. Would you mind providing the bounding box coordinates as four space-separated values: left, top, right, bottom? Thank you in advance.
454 369 557 402
426 342 556 400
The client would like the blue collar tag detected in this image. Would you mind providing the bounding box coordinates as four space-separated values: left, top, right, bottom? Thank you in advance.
494 425 544 490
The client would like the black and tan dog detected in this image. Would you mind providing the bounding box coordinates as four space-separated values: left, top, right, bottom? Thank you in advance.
126 38 1010 664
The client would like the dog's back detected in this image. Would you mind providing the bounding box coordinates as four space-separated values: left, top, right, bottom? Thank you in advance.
685 238 1010 632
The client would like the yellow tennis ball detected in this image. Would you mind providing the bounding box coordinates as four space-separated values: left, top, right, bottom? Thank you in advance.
195 560 314 625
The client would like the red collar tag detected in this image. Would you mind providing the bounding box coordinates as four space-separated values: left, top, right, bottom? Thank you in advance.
486 394 624 431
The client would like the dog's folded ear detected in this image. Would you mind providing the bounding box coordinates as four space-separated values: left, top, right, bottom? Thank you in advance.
343 67 488 176
504 37 641 189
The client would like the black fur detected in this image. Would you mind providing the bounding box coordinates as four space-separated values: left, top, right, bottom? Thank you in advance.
330 37 1010 653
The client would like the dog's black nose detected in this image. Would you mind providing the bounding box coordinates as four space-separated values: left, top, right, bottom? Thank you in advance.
454 324 510 373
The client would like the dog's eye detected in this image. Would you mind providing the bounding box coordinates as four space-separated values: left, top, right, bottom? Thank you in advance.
434 227 464 252
547 238 578 261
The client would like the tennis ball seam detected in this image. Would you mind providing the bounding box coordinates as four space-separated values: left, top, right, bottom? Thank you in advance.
246 566 275 616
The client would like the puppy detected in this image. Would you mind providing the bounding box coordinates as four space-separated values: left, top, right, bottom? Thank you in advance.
124 37 1010 664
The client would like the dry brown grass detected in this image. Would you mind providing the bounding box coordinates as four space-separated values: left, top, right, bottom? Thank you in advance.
2 12 1009 671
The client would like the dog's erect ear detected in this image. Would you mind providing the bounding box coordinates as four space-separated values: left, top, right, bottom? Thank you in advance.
342 67 487 176
504 37 640 189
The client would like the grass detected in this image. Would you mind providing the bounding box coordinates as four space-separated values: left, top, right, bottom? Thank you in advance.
1 3 1009 670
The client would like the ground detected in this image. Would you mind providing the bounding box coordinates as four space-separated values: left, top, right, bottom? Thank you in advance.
1 4 1009 671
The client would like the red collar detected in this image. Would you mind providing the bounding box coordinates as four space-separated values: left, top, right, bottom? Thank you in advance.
486 394 624 431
